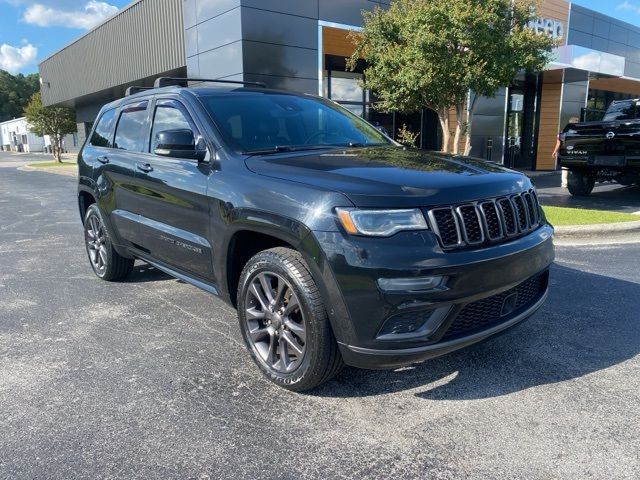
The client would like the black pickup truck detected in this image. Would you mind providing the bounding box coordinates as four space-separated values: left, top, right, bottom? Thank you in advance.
558 99 640 196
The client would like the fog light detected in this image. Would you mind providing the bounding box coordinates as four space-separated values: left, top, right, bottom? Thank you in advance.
377 275 446 292
377 306 451 340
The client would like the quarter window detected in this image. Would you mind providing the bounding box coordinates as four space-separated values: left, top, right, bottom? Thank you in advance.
114 101 149 152
90 109 117 148
150 101 194 153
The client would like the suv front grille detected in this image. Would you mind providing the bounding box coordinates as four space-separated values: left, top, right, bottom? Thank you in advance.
430 208 460 247
442 270 548 341
427 189 542 250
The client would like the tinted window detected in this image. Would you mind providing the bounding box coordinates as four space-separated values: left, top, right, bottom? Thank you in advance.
200 93 391 153
150 101 194 152
114 101 148 152
603 100 640 121
90 109 117 148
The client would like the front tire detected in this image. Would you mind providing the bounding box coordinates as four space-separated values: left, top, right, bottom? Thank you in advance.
237 247 343 391
83 204 134 281
567 169 595 196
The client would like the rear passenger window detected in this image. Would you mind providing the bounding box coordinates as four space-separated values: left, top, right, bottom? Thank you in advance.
90 109 117 148
114 101 148 152
150 101 194 153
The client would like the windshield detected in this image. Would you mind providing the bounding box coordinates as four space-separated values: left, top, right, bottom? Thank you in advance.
603 100 640 121
199 92 392 153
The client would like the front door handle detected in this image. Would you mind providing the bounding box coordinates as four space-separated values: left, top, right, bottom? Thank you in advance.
136 162 153 173
97 156 109 164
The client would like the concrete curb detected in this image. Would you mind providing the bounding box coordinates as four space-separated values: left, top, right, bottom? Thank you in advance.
554 220 640 238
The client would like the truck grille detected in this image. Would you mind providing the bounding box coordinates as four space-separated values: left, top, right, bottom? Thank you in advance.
426 189 542 249
441 270 548 341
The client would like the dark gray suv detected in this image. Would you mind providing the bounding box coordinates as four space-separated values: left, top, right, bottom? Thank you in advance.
78 78 555 391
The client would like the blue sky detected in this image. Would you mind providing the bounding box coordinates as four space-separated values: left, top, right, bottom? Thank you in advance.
0 0 129 75
2 0 640 75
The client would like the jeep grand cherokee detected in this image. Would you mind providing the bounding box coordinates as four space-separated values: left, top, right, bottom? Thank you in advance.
77 78 555 391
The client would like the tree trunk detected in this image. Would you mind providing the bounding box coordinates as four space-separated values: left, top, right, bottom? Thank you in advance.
453 103 464 155
463 93 479 156
53 136 62 163
436 108 451 153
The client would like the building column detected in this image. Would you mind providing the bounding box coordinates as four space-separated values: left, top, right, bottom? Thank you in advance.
535 70 564 170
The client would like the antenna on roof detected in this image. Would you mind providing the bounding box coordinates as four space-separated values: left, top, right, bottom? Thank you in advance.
153 77 267 89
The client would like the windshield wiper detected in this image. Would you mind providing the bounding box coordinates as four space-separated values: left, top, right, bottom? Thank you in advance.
341 142 389 148
243 145 334 155
243 145 293 155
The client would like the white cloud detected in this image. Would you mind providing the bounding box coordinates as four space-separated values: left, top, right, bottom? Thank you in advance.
0 43 37 73
23 1 118 29
617 1 640 14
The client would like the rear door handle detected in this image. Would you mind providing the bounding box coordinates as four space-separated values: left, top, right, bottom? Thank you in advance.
136 162 153 173
97 156 109 164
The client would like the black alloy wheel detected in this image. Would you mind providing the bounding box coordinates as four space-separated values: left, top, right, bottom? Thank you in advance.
237 247 343 391
83 204 134 281
244 271 307 373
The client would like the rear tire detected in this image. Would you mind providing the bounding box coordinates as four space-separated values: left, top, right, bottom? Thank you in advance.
237 247 343 392
567 169 595 196
83 204 134 281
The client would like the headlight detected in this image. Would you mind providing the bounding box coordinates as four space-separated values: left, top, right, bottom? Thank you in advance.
335 208 428 236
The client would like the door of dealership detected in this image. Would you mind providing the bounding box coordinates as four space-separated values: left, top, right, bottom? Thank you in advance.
505 74 541 170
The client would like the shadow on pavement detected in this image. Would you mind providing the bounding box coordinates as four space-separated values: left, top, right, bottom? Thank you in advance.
314 263 640 399
533 173 640 213
123 263 173 283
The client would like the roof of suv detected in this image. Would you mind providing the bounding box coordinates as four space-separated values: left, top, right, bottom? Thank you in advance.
107 85 307 109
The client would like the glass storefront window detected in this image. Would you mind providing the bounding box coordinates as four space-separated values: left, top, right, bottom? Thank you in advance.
327 71 364 103
339 103 364 117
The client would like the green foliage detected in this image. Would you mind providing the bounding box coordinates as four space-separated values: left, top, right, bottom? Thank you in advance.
396 123 420 147
24 92 76 163
350 0 556 153
0 70 39 122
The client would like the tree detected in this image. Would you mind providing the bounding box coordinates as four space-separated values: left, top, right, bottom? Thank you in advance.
0 70 39 122
349 0 556 154
24 92 76 163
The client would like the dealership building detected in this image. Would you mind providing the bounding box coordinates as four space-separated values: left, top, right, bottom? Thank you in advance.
39 0 640 170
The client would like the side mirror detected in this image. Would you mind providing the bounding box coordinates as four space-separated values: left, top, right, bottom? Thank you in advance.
153 129 207 162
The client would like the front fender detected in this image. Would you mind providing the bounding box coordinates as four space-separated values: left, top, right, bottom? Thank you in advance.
217 208 356 345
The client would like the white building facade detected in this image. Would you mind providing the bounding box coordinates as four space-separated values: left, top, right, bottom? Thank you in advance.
0 117 79 154
0 117 45 153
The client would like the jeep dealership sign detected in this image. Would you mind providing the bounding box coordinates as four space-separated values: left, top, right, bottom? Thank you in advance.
529 17 564 40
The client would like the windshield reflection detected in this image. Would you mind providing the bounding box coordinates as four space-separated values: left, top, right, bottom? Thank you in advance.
199 92 392 153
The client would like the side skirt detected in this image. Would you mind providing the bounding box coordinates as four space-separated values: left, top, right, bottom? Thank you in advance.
133 251 219 296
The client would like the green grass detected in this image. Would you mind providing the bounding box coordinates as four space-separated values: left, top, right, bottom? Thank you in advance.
27 161 76 168
543 206 639 226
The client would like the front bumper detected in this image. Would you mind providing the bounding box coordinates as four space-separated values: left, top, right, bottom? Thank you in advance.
559 154 640 169
340 288 547 369
312 225 555 369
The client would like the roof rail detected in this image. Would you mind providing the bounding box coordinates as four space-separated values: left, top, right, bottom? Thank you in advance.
125 86 154 96
153 77 267 89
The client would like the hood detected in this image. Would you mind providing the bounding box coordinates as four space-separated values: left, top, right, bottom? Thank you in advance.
244 147 532 207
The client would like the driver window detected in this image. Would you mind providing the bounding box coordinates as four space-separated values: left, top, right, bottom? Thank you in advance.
150 101 195 153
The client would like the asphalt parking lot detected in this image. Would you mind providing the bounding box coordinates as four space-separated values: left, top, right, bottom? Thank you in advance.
1 153 639 479
532 171 640 214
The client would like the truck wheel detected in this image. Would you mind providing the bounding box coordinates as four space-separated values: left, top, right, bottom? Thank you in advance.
83 204 134 281
237 247 344 391
567 169 595 196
